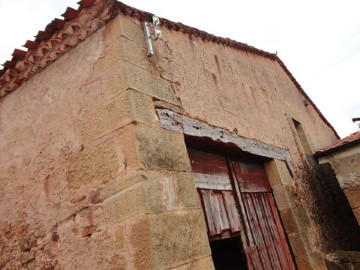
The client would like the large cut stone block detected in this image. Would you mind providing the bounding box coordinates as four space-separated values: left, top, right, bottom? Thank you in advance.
294 255 313 270
288 232 307 256
149 211 211 268
77 90 156 143
119 125 142 170
99 171 149 202
135 127 191 171
265 159 293 187
104 15 145 48
104 62 178 105
103 180 163 223
173 172 201 209
96 16 146 77
67 139 123 189
272 185 295 211
343 187 360 209
171 256 215 270
279 208 299 234
77 92 133 143
128 216 152 270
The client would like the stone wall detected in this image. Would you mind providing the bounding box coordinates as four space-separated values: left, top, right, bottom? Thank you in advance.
0 10 344 270
0 14 213 269
318 146 360 225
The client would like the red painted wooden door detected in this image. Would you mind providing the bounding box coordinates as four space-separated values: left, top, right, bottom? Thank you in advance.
231 161 295 270
188 149 295 270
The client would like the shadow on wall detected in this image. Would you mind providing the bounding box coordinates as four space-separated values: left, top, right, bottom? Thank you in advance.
305 163 360 252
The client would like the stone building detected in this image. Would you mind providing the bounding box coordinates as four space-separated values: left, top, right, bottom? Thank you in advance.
315 131 360 225
0 1 359 269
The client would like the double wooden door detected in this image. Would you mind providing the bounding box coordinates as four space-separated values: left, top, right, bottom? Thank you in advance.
188 149 295 270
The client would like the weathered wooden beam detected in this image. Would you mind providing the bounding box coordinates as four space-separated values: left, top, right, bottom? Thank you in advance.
193 173 232 191
156 109 293 173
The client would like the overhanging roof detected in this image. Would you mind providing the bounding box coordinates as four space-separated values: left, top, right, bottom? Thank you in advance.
314 131 360 158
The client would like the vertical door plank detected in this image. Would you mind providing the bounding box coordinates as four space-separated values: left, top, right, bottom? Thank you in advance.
243 193 272 270
252 193 282 270
200 189 217 236
211 190 230 233
229 160 260 270
222 191 242 232
267 193 296 270
260 193 291 269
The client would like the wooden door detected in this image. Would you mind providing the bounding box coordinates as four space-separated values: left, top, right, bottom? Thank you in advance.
188 149 295 270
231 161 295 270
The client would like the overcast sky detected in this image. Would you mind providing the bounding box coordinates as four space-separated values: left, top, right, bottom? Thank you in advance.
0 0 359 138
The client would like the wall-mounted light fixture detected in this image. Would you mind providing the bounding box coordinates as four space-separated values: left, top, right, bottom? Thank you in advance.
142 15 162 57
352 117 360 128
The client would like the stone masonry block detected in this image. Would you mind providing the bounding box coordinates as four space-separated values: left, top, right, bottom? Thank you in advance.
294 255 313 270
104 36 154 74
343 187 360 209
135 127 191 171
128 89 157 125
190 256 215 270
119 125 142 170
171 256 215 270
103 62 178 105
91 37 125 79
160 173 177 211
310 252 328 270
78 89 156 143
99 171 149 202
77 92 133 143
354 207 360 225
103 15 123 47
119 16 145 47
95 16 152 79
67 139 123 189
173 172 201 209
113 224 126 251
103 180 163 223
121 37 153 72
149 211 211 269
103 16 145 48
265 159 293 187
272 185 295 211
288 232 307 256
128 216 152 270
279 208 299 234
125 63 179 105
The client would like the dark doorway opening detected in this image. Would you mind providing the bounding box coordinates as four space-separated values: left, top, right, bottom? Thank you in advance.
210 237 247 270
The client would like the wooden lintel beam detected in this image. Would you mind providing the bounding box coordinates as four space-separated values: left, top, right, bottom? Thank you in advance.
156 108 293 173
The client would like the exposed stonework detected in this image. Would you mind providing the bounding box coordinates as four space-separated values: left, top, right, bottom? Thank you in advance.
0 1 349 269
318 141 360 226
325 250 360 270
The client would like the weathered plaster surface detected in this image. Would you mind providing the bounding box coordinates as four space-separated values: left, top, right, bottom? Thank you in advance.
0 15 211 270
146 24 338 164
124 14 343 269
0 27 112 269
0 9 345 270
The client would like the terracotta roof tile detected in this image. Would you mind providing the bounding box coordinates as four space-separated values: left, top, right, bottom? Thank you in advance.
23 40 40 50
315 131 360 158
78 0 97 9
0 0 339 138
62 7 80 21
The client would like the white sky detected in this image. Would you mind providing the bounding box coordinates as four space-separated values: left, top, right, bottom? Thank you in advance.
0 0 359 138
